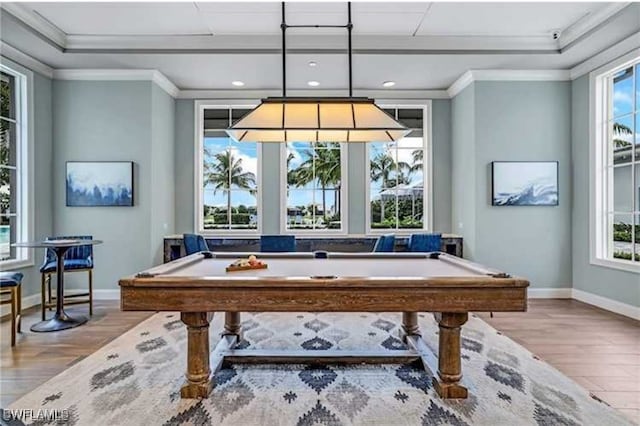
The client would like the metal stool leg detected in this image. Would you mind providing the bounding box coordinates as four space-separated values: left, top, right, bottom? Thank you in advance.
16 283 21 333
41 273 46 321
88 269 93 316
10 287 16 347
47 274 52 310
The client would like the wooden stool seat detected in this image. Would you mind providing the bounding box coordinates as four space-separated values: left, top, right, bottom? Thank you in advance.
0 272 23 347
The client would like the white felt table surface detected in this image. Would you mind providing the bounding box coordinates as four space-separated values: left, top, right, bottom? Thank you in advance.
159 257 484 278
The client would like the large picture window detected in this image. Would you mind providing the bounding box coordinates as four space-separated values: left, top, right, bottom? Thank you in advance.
197 106 260 233
592 56 640 270
367 107 429 233
284 142 346 232
0 63 30 266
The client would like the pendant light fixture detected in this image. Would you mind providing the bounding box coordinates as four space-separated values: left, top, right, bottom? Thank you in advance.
226 2 409 143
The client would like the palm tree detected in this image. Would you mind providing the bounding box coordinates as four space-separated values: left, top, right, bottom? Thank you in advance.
290 143 341 222
369 153 399 222
613 122 632 149
204 148 256 226
286 151 298 187
410 149 423 172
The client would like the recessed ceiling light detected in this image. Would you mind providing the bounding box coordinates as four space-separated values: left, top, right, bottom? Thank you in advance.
382 81 396 87
231 81 245 87
307 81 320 87
308 61 317 67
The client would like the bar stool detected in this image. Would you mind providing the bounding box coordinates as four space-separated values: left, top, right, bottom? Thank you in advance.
40 236 94 320
0 272 23 347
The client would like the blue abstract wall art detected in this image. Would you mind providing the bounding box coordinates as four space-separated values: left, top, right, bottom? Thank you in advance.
66 162 134 207
492 161 558 206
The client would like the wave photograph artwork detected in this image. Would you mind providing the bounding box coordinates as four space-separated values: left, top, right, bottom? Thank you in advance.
492 161 558 206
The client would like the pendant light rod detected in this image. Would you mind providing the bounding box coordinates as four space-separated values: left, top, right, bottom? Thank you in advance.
281 2 287 97
280 2 354 98
347 2 353 97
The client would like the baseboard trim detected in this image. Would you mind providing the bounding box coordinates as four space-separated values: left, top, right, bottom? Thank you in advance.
527 288 572 299
93 289 121 300
571 289 640 321
0 293 40 318
0 289 121 318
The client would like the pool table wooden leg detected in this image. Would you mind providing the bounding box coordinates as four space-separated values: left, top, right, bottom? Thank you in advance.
180 312 214 399
401 312 421 339
433 312 469 399
224 312 243 341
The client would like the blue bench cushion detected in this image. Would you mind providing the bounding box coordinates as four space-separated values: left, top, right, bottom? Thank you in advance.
407 233 442 253
184 233 209 255
260 235 296 253
0 272 23 287
373 235 396 252
40 258 93 274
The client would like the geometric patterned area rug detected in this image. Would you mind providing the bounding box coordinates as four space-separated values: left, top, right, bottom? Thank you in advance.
7 312 633 426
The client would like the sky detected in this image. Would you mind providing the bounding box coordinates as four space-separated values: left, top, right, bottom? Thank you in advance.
612 65 640 149
369 137 424 193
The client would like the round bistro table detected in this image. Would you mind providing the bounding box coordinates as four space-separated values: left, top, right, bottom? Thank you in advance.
13 239 103 332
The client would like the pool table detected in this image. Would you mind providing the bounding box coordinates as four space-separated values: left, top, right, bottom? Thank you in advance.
119 252 528 399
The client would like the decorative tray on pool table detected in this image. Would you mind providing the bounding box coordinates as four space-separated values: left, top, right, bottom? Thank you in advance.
225 256 268 272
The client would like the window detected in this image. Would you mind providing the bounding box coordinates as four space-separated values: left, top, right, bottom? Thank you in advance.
284 142 346 233
367 106 430 233
592 55 640 271
0 63 30 266
196 105 260 234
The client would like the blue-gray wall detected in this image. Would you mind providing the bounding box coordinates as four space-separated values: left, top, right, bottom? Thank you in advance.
452 81 573 289
451 86 477 259
174 99 453 235
174 99 195 233
571 75 640 307
52 80 175 291
150 85 176 265
432 99 453 233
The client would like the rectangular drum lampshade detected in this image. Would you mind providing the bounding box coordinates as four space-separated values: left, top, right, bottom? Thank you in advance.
226 97 410 142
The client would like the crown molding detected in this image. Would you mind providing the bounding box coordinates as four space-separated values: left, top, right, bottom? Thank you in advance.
570 32 640 80
53 69 179 98
0 41 54 78
559 3 631 51
446 71 474 98
447 69 571 98
1 3 66 50
150 71 180 98
177 89 449 100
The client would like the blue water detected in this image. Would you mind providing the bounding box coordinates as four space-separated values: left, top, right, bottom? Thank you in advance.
0 225 8 244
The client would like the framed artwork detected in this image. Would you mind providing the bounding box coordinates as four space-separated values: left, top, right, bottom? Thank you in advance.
491 161 558 206
66 161 134 207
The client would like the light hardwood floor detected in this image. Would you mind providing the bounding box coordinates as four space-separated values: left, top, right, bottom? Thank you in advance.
480 299 640 423
1 299 638 423
0 301 152 407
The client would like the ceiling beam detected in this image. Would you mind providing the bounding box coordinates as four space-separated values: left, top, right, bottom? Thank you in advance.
1 3 66 51
62 34 560 54
559 3 631 51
